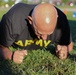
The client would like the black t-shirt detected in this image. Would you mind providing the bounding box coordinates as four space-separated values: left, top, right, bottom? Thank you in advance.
0 3 71 50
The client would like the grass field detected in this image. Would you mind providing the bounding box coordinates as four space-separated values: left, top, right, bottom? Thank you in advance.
0 6 76 75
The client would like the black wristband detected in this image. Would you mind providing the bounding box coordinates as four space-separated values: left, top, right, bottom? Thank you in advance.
11 52 14 61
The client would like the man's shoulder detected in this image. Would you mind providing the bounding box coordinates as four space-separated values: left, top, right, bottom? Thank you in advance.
55 7 67 18
11 3 36 10
4 3 36 18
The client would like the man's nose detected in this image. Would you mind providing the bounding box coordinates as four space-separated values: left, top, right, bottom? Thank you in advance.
41 35 48 40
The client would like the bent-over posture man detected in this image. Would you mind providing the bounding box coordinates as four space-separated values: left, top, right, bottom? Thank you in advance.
0 3 73 64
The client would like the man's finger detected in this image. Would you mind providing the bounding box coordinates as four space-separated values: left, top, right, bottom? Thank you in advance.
16 59 23 64
21 50 28 56
59 53 65 57
19 56 24 60
57 45 62 51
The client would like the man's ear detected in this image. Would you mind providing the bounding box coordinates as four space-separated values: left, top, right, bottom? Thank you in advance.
28 16 33 25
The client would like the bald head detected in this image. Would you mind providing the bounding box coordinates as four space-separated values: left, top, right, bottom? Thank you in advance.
31 3 58 34
28 3 58 40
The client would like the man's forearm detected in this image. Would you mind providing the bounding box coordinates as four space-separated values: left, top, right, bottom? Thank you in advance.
68 42 73 52
0 45 13 60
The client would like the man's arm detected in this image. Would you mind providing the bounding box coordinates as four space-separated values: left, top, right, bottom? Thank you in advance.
56 42 73 59
55 7 73 59
68 41 73 52
0 45 12 60
0 45 28 64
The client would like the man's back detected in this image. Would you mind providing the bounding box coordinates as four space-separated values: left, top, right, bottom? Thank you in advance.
0 3 71 50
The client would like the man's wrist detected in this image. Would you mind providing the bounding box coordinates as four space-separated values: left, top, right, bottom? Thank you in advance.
11 52 14 61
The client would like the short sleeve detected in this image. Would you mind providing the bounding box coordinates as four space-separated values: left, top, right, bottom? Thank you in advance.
57 10 72 45
0 14 18 47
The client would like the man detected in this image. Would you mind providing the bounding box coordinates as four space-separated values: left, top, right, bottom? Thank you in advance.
0 3 73 64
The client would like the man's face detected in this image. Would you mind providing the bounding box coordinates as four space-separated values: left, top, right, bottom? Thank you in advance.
31 14 57 40
32 22 53 40
28 10 57 40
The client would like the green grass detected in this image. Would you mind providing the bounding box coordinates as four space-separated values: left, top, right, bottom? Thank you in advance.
67 12 76 21
0 8 9 19
0 7 76 75
66 12 76 43
0 49 76 75
56 5 76 9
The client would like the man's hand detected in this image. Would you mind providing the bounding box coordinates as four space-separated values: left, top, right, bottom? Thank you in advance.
56 45 68 59
13 50 27 64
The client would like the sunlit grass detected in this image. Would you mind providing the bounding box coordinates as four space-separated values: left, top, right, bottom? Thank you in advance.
56 5 76 9
0 7 9 19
